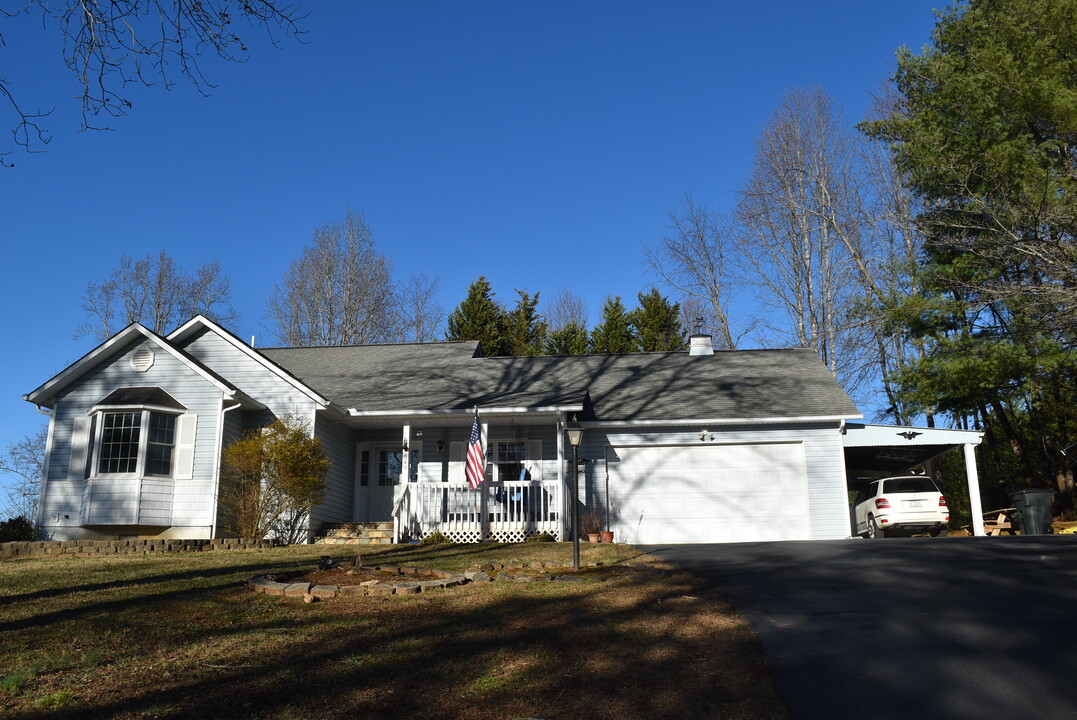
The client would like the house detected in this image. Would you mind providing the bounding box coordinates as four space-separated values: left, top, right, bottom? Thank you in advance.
23 315 989 544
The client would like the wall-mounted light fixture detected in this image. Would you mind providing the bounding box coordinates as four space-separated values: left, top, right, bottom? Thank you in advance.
436 440 445 453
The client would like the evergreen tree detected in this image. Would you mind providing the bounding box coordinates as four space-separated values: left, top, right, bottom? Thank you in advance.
547 322 590 355
862 0 1077 498
591 296 638 353
629 288 686 351
502 290 548 356
445 276 504 357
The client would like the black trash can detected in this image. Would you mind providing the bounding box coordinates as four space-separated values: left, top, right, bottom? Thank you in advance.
1009 488 1056 535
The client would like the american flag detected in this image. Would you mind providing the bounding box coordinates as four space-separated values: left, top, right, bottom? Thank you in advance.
465 409 485 490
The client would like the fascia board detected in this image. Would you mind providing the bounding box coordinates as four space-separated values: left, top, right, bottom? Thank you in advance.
585 413 863 429
169 315 330 407
347 405 584 419
842 423 984 447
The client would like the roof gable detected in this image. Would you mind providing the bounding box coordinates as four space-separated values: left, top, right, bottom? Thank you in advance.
24 323 236 408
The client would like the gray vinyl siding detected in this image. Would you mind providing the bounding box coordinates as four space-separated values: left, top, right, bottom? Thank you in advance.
310 414 356 532
578 423 850 541
178 330 318 421
41 337 225 536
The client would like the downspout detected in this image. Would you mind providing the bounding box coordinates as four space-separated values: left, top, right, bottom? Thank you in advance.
211 399 243 539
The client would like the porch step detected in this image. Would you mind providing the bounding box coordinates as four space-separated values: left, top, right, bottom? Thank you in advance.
314 522 395 545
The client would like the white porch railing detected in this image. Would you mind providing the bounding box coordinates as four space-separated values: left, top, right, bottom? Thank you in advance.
394 480 561 543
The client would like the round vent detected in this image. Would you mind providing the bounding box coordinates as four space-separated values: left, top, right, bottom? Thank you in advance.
130 347 155 372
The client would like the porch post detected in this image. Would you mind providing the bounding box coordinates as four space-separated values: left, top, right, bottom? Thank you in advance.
964 443 985 536
480 419 489 540
556 413 566 542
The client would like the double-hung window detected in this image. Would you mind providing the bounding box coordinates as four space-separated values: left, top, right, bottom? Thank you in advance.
88 388 186 479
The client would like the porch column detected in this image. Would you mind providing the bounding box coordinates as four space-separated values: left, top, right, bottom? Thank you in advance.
396 423 411 543
556 414 566 542
964 443 985 536
479 419 489 540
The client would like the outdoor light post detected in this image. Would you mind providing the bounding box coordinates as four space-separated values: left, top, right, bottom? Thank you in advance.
565 415 585 571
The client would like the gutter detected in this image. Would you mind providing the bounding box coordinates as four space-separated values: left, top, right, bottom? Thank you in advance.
585 414 862 429
346 405 584 419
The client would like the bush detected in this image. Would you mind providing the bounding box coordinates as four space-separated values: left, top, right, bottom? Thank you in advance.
419 531 451 545
0 516 34 542
525 532 555 543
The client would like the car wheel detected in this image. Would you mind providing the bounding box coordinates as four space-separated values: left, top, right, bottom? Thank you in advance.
930 526 946 537
867 515 882 539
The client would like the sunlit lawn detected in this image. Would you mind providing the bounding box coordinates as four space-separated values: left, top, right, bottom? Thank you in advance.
0 543 787 719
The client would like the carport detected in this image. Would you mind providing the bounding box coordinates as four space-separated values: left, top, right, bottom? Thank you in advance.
842 423 987 535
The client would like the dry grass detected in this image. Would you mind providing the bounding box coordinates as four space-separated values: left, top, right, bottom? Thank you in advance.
0 543 788 720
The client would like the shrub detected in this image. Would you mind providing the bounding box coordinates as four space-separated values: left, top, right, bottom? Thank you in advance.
419 531 451 545
525 532 555 543
0 516 34 542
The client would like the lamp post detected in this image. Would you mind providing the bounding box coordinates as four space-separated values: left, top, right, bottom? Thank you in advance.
565 415 585 571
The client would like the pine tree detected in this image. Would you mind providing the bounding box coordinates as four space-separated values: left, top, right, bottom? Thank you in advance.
502 290 548 356
547 322 590 355
445 276 504 356
629 289 686 351
591 296 638 353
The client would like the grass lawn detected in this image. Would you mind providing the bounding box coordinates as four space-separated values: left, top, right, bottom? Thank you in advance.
0 543 788 720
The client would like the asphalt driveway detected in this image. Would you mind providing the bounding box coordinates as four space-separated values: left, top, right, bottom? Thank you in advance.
642 537 1077 720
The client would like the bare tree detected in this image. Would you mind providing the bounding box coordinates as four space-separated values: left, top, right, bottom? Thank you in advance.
267 209 397 347
545 289 588 332
643 195 739 349
396 273 446 343
0 427 47 522
76 251 237 340
736 87 873 392
1 1 306 165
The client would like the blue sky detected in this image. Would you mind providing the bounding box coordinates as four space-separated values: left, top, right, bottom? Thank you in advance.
0 1 943 484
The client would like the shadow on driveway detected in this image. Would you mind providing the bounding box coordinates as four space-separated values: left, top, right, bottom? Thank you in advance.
642 536 1077 720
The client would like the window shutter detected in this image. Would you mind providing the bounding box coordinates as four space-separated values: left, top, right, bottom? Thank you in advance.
526 439 543 481
174 414 197 479
68 415 91 482
449 442 464 484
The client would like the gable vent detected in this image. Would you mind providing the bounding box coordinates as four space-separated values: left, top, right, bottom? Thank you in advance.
130 347 155 372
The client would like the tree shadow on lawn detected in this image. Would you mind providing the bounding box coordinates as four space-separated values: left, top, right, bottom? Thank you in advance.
4 573 785 720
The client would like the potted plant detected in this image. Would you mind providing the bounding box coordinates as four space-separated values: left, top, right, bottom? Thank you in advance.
581 509 604 542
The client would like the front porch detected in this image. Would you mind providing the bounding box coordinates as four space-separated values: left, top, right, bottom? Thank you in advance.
393 478 562 543
337 410 576 544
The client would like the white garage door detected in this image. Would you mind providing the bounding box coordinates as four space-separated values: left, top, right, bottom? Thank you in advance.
605 443 810 544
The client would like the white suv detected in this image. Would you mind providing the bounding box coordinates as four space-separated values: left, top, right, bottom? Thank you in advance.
852 476 949 539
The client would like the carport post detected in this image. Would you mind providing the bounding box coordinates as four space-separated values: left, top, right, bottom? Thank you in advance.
964 443 985 536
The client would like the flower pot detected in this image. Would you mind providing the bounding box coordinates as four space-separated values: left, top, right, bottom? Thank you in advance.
599 530 614 543
588 533 601 543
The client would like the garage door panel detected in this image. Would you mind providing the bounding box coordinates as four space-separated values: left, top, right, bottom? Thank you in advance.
607 443 809 544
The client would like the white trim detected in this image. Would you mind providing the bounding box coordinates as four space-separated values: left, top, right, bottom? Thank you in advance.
586 414 860 429
346 405 584 418
169 315 331 408
24 323 236 407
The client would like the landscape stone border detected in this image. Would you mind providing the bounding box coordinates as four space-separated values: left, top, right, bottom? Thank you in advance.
247 559 639 600
2 538 276 560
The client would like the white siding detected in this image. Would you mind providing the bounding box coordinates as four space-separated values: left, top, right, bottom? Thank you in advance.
40 336 224 538
178 329 318 420
310 414 356 531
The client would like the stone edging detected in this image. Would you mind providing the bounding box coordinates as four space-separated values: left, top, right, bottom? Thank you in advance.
2 538 276 560
248 559 621 600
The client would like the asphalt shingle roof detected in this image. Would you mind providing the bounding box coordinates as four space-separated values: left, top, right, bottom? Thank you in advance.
258 343 860 422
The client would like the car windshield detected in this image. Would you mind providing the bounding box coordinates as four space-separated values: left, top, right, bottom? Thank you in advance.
883 478 938 494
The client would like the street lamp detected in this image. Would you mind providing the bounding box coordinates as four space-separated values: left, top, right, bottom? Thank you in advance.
565 415 585 570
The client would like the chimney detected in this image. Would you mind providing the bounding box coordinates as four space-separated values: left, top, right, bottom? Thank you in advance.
689 334 714 356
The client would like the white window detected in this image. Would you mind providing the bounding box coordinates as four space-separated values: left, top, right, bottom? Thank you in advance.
80 387 191 480
493 440 526 482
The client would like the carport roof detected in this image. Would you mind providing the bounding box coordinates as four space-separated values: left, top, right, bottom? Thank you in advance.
843 423 984 477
